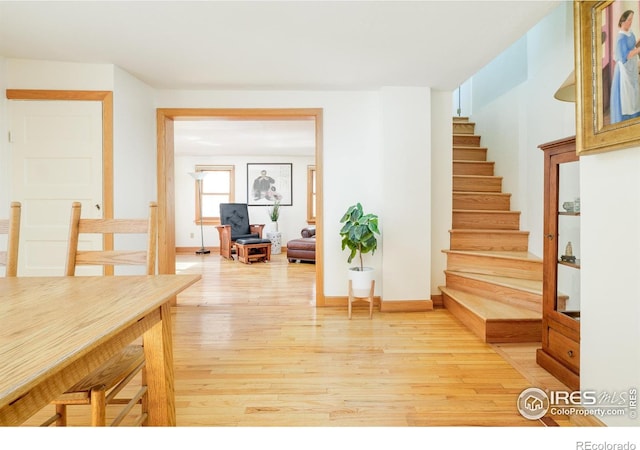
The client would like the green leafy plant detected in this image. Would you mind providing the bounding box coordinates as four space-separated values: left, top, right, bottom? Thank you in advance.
267 201 281 222
339 202 380 271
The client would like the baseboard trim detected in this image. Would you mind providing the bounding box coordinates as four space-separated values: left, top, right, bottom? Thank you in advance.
323 296 381 307
380 299 434 312
176 246 220 255
431 293 444 308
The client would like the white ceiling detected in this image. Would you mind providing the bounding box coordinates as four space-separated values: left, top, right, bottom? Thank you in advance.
0 0 561 155
174 119 317 156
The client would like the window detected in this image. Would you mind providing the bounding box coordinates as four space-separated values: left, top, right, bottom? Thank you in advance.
307 165 316 224
194 165 234 225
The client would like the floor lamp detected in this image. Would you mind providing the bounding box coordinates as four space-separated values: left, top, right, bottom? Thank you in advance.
189 171 210 255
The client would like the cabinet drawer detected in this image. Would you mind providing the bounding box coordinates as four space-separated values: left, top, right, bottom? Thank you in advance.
548 327 580 372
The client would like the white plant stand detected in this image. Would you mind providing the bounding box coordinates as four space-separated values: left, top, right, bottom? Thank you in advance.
266 231 282 255
348 279 375 320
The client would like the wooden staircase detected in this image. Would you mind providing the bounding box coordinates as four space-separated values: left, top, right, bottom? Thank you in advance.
439 117 542 343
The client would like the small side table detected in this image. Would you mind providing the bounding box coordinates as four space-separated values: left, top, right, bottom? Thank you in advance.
266 231 282 255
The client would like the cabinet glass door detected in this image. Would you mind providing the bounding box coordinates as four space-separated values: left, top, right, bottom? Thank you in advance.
557 160 580 318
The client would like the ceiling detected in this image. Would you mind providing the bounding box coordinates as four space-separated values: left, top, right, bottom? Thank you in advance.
0 0 561 155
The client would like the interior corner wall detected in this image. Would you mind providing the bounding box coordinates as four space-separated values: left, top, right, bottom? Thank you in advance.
431 90 453 296
0 56 9 216
113 66 157 218
380 87 431 302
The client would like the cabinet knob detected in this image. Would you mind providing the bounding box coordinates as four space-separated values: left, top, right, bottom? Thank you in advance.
567 350 574 358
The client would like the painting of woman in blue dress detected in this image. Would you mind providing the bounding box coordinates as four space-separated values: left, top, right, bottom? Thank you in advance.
610 10 640 124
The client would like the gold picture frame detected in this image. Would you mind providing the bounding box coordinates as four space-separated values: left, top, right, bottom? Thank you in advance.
575 0 640 155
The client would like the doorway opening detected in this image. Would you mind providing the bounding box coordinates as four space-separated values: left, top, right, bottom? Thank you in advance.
156 108 325 306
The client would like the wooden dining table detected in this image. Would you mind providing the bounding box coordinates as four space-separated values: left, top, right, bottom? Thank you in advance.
0 274 201 426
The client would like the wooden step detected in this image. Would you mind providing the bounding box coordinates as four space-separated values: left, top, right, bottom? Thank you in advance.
449 229 529 251
453 161 494 176
443 250 543 281
440 286 541 343
444 270 542 313
453 175 502 192
452 210 520 230
453 122 475 135
452 192 511 211
452 116 470 123
453 134 481 146
453 146 487 161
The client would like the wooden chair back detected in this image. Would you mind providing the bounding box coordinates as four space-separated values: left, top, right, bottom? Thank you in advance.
65 201 157 276
0 202 21 277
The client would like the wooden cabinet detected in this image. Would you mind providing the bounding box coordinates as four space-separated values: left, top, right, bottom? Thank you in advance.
536 136 580 390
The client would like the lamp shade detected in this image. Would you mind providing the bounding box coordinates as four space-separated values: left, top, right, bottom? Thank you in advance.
188 171 208 181
554 70 576 102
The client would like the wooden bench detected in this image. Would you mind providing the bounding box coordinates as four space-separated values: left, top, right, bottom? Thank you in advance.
235 238 272 264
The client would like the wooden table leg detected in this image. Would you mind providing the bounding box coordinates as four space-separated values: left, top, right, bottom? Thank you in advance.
142 302 176 426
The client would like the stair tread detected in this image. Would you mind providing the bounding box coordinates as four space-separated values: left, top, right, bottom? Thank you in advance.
444 270 542 294
439 286 541 320
453 160 494 164
443 249 542 262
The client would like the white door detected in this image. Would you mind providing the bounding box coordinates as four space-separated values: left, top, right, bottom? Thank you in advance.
9 100 103 276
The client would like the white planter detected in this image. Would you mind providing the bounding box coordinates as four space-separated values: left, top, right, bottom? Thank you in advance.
348 267 375 297
267 231 282 255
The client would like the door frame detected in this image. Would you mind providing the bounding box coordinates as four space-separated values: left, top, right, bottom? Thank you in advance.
156 108 325 306
5 89 114 255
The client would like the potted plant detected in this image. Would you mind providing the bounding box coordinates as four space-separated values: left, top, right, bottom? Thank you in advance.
267 200 281 231
339 203 380 296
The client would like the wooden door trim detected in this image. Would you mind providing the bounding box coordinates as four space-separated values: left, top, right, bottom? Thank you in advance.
5 89 114 256
156 108 325 306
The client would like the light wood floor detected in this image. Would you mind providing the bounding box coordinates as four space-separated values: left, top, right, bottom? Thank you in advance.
26 251 576 427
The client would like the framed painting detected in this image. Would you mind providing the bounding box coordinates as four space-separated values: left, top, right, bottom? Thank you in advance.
575 0 640 155
247 163 292 206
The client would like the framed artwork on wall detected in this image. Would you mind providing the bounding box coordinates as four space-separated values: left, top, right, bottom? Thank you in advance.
575 0 640 155
247 163 293 206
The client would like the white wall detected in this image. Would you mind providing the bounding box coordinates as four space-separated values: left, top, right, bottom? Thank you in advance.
174 154 314 248
113 66 157 217
0 56 8 270
431 90 453 296
380 87 431 301
0 56 8 216
581 147 640 426
464 3 639 426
